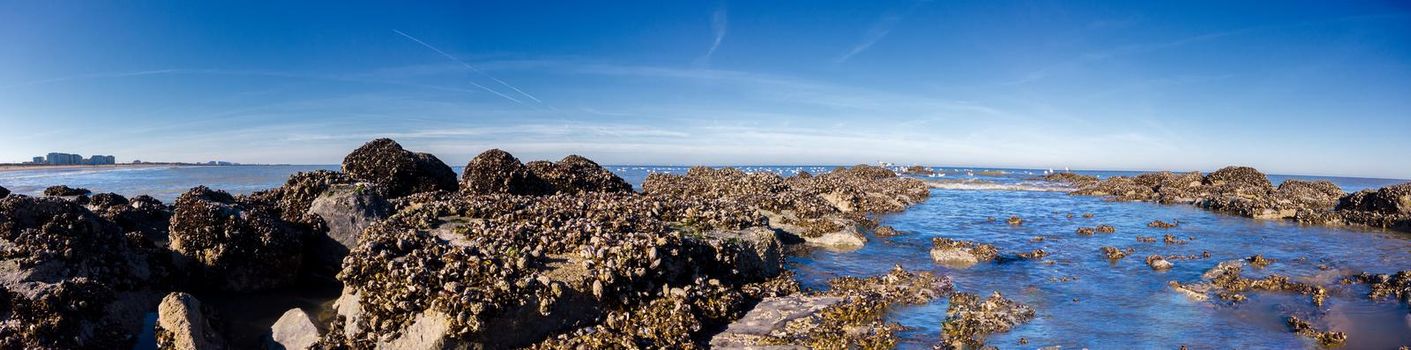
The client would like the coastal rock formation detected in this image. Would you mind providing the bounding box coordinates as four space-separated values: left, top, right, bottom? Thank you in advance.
43 185 91 197
903 165 935 176
155 292 226 350
1352 270 1411 303
713 266 950 349
1146 255 1173 270
461 149 551 195
168 186 306 291
525 155 634 194
1042 172 1098 186
0 195 167 349
341 138 457 198
85 193 173 243
939 291 1036 349
930 238 998 268
1286 315 1346 347
0 185 9 198
1051 165 1411 232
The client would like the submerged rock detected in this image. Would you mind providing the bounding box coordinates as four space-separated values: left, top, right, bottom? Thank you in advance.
1100 246 1128 261
1145 255 1173 270
1148 220 1178 228
939 291 1036 349
1352 270 1411 303
341 138 457 198
168 186 305 291
155 292 226 350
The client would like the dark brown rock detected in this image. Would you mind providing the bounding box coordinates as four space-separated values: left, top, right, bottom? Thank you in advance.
168 186 305 291
1203 166 1273 189
0 185 9 198
460 148 551 195
524 155 633 194
341 138 457 198
43 185 91 197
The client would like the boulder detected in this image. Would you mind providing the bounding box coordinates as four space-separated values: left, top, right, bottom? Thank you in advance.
0 195 165 349
1333 182 1411 231
155 292 226 350
460 149 550 195
169 186 305 292
698 227 783 280
341 138 457 198
762 212 865 250
304 183 390 274
43 185 91 197
271 308 321 350
708 295 846 348
930 238 998 268
524 155 633 194
1275 180 1343 208
1203 166 1272 190
0 185 9 198
940 292 1036 349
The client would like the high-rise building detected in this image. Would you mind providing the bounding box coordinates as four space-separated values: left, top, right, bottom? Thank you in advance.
31 156 45 164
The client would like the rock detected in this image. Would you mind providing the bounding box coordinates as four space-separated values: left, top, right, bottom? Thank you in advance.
1146 255 1173 270
1287 315 1346 347
1204 166 1273 189
43 185 91 197
168 186 305 291
708 295 846 348
1006 216 1023 225
1095 224 1116 233
305 183 390 275
931 238 998 268
460 149 550 195
1148 220 1177 228
699 226 783 281
271 308 321 350
1335 182 1411 231
940 291 1036 349
155 292 226 350
341 138 457 198
1042 172 1098 186
904 165 936 176
763 212 866 251
1075 227 1094 236
524 155 633 194
1100 246 1128 261
874 225 902 237
0 195 166 349
0 185 9 198
1276 180 1343 208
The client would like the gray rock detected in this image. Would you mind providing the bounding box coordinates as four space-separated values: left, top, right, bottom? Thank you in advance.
155 292 226 350
305 183 390 274
270 308 320 350
701 226 784 280
709 295 846 349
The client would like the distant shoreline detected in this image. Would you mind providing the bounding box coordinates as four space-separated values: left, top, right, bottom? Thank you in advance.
0 163 286 173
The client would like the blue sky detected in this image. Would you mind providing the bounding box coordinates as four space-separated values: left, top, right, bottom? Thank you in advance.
1 1 1408 178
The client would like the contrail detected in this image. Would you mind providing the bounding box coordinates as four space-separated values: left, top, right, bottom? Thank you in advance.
392 29 543 104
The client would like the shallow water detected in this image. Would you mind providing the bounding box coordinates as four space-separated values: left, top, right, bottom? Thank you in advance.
3 165 1408 349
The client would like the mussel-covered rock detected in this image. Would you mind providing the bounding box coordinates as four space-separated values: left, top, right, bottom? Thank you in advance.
304 183 390 275
1335 182 1411 231
155 292 226 350
1042 172 1097 186
525 155 633 194
43 185 91 197
1203 166 1273 189
1286 315 1346 347
0 195 166 349
930 238 998 268
168 186 306 291
341 138 457 198
939 291 1035 349
461 148 551 195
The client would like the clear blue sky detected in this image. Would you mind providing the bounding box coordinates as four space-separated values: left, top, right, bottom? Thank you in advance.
1 1 1408 178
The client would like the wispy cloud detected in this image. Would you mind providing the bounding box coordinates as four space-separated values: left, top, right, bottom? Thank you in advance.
836 1 925 63
702 6 728 63
391 29 545 105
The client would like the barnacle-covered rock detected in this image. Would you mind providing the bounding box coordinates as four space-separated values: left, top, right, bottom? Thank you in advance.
1193 261 1327 306
938 291 1036 349
43 185 91 197
1100 246 1128 261
709 295 846 348
1352 270 1411 303
1335 182 1411 231
85 193 172 243
1204 166 1273 189
525 155 633 194
1286 315 1346 347
168 186 306 291
1145 255 1173 270
341 138 457 198
930 238 998 268
1041 172 1098 186
154 292 226 350
0 195 166 349
460 148 551 195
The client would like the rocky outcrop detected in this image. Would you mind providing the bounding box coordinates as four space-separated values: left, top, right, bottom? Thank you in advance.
939 291 1035 349
0 195 166 349
525 155 633 194
155 292 225 350
711 266 950 349
341 138 457 198
1052 166 1410 232
1286 315 1346 347
460 149 551 195
1041 172 1098 186
168 186 306 292
43 185 91 197
0 185 9 198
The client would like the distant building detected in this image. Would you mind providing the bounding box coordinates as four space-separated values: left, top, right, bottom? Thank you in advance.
39 152 115 165
32 156 45 164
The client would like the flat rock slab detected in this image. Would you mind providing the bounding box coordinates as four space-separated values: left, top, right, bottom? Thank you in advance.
710 295 845 349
